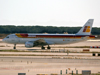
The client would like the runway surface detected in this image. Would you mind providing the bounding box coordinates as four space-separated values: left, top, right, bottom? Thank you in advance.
0 56 100 75
0 56 100 63
0 41 100 75
0 52 93 56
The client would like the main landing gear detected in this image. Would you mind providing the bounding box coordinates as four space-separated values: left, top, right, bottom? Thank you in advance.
41 45 45 49
47 45 51 49
14 44 16 49
41 45 51 49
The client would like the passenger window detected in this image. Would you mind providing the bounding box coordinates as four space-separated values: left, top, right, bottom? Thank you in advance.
6 36 9 38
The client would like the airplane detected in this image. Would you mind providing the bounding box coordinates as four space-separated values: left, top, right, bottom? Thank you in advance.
3 19 95 49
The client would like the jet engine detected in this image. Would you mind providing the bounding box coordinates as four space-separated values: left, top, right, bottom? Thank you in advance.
25 41 34 48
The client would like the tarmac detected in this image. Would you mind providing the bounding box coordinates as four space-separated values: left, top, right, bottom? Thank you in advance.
0 40 100 75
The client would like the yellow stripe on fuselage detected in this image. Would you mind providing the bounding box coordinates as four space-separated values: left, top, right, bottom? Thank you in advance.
15 33 23 38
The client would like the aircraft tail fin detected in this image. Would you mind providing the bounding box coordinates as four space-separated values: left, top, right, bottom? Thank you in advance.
76 19 94 35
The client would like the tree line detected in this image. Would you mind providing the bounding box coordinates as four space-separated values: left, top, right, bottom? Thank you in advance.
0 25 99 35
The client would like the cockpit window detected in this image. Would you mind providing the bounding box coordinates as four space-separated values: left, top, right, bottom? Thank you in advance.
6 36 9 38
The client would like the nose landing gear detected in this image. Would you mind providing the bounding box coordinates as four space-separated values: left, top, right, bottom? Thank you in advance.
14 44 16 49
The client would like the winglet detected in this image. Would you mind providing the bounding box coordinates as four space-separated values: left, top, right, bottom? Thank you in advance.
76 19 94 35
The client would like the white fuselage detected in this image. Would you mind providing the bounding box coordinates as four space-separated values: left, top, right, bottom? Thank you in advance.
3 34 92 45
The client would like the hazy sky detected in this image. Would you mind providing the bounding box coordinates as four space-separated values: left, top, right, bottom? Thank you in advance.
0 0 100 27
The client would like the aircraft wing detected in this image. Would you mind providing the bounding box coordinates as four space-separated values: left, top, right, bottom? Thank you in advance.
33 39 47 46
33 39 54 46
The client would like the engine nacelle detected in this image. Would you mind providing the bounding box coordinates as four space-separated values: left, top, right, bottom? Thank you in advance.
25 41 34 48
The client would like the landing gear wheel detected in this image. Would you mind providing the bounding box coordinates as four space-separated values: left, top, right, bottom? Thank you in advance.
47 45 51 49
41 46 45 49
14 44 16 49
14 46 16 49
